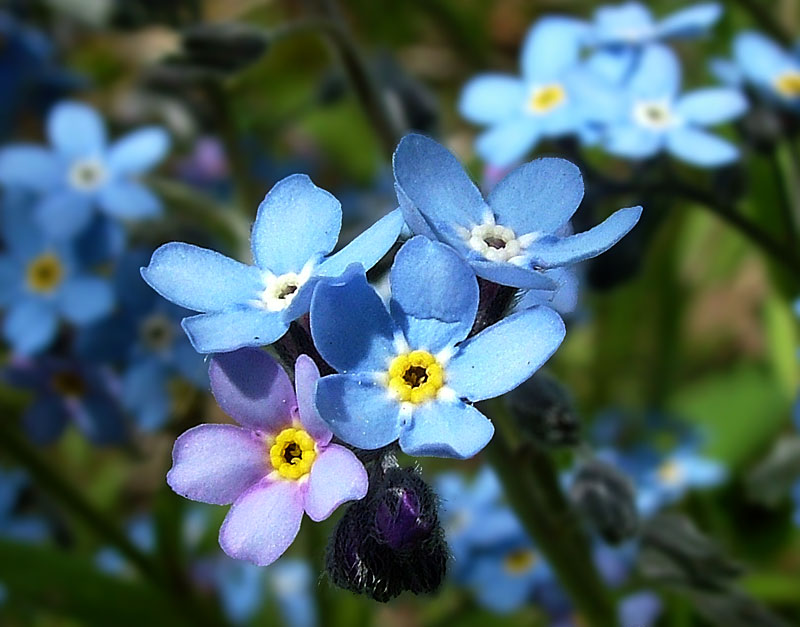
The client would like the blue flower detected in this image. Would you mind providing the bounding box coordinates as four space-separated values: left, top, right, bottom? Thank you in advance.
732 31 800 112
587 2 721 48
459 17 612 167
393 134 642 289
79 250 206 431
0 189 114 355
4 356 127 445
142 174 404 353
269 559 318 627
0 468 49 542
600 45 747 168
0 101 169 240
311 236 566 458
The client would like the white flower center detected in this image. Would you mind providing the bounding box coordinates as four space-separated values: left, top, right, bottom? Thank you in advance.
466 222 530 263
633 100 676 130
68 158 108 191
257 262 315 312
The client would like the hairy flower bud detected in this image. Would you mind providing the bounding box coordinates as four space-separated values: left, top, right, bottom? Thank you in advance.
507 371 581 447
325 464 447 602
570 459 639 544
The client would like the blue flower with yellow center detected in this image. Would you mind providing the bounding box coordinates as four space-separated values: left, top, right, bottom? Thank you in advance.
310 236 567 459
732 31 800 112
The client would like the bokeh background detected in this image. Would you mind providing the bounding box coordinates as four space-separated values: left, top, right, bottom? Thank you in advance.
1 0 800 625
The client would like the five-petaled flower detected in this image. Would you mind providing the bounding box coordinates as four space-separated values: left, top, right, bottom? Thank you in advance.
310 236 567 459
0 101 170 240
733 31 800 112
167 349 368 566
141 174 403 354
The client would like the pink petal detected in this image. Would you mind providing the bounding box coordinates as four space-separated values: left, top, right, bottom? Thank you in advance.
304 444 368 522
294 354 332 445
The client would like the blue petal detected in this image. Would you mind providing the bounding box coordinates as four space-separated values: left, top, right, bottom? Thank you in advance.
393 134 489 238
0 256 21 307
173 341 209 386
469 259 556 290
107 127 170 176
459 74 526 125
122 360 170 431
475 117 541 169
0 145 62 191
97 181 162 219
666 127 739 167
674 88 748 126
251 174 341 274
47 101 106 157
618 592 662 627
74 392 127 445
515 267 579 314
3 299 58 355
310 266 396 374
34 190 94 240
399 400 494 459
316 208 404 278
710 58 744 87
628 44 681 100
520 17 588 83
585 49 638 86
734 31 794 85
1 189 45 259
488 158 583 236
528 207 643 268
22 396 69 445
389 237 478 353
657 3 722 40
182 309 289 353
314 373 402 450
447 306 565 402
591 2 654 46
141 243 264 313
603 125 664 160
395 181 437 239
58 277 114 325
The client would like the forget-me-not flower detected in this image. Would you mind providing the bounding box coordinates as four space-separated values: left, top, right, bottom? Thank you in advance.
142 174 403 354
0 101 169 240
311 236 566 459
0 190 113 355
600 45 747 167
167 350 368 566
732 31 800 112
393 134 642 290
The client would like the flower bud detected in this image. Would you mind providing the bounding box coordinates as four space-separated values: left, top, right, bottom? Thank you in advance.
506 371 580 447
570 459 638 544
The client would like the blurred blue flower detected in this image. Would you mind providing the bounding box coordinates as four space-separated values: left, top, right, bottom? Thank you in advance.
269 559 317 627
0 101 169 240
460 17 612 167
394 134 642 289
618 591 663 627
587 2 721 48
4 356 126 445
600 45 747 168
733 31 800 112
142 174 403 353
792 481 800 527
312 236 566 459
0 190 114 355
0 469 49 542
79 250 206 431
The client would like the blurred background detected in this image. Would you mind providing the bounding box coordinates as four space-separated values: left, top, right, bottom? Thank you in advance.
1 0 800 625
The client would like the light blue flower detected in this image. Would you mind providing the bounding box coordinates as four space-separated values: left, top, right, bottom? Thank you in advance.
0 189 114 355
601 45 747 168
141 174 404 353
460 17 611 167
0 101 169 240
311 236 567 459
733 31 800 112
393 134 642 290
269 559 317 627
587 2 721 48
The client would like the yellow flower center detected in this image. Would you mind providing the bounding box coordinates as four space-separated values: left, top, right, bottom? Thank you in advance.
657 459 683 486
387 350 445 404
774 71 800 98
51 372 86 398
503 548 537 574
527 84 566 114
269 427 316 480
26 253 64 294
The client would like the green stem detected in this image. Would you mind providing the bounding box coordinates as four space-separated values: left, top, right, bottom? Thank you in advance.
482 400 617 627
768 150 798 245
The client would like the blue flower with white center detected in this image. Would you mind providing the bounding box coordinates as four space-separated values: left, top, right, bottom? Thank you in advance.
78 250 207 431
141 174 404 354
0 189 114 355
636 444 726 517
0 101 169 240
587 2 722 48
732 31 800 112
600 45 748 168
393 134 642 290
311 236 567 459
459 17 613 167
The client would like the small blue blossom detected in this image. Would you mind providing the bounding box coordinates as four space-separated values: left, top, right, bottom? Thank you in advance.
587 2 722 48
0 189 114 355
0 469 49 542
460 17 611 167
269 559 318 627
142 174 404 353
0 101 169 240
311 236 567 459
733 31 800 112
600 45 747 168
393 134 642 290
